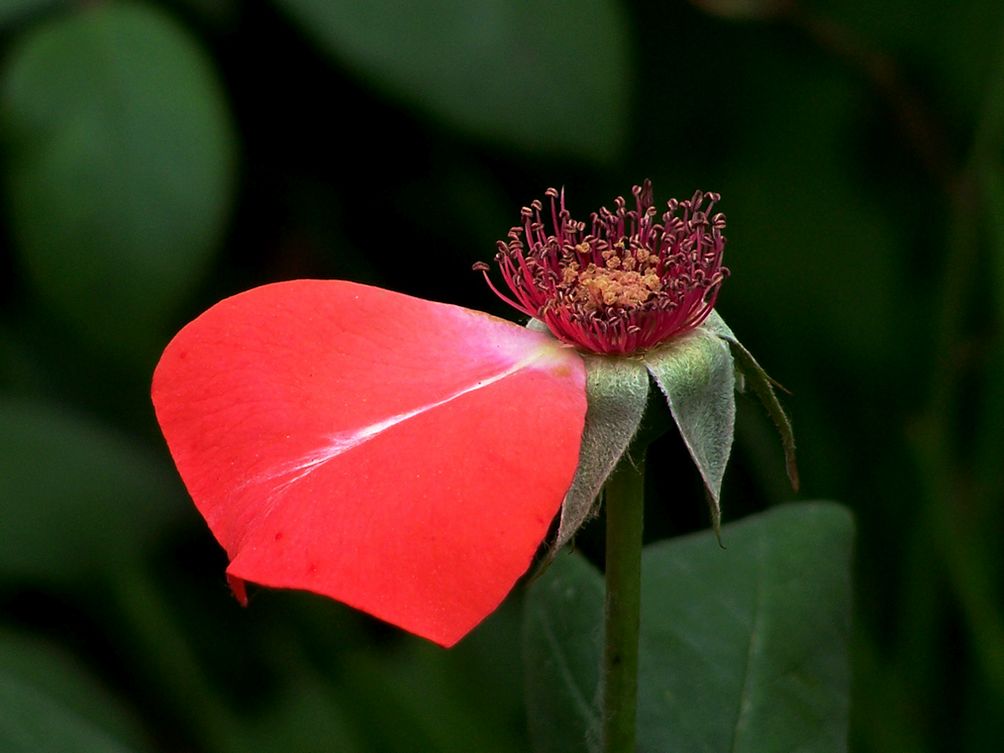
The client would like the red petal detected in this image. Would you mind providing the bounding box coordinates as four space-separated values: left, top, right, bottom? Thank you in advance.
152 280 586 646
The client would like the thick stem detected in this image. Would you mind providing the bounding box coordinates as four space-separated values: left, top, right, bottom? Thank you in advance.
602 453 645 753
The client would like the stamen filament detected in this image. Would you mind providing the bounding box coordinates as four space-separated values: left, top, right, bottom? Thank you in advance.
478 181 730 355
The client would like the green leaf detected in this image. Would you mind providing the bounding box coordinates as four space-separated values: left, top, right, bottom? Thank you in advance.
523 552 603 753
0 671 139 753
689 0 785 20
982 167 1004 326
0 628 150 752
0 2 236 355
0 397 184 584
644 327 736 533
638 502 853 753
523 503 854 753
549 355 649 558
976 168 1004 493
233 667 366 753
0 0 63 30
348 638 527 753
271 0 630 163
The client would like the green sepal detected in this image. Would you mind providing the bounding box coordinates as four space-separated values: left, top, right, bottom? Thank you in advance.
526 310 796 546
702 311 799 491
644 326 736 535
548 354 650 559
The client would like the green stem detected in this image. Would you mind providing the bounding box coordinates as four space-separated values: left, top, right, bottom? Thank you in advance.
602 453 645 753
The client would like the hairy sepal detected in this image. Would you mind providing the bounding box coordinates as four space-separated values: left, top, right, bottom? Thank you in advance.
702 311 798 491
546 354 649 560
645 327 736 535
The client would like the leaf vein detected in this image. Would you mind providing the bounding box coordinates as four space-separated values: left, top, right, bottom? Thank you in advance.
730 534 767 753
532 605 601 732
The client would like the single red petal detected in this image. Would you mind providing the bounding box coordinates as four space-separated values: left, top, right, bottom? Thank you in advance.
152 280 587 646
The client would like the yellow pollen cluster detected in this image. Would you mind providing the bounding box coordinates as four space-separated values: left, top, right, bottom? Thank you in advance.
560 239 663 312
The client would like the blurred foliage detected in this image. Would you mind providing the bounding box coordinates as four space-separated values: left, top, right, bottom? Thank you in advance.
0 397 183 582
1 1 235 358
0 0 1001 751
273 0 631 163
0 670 139 753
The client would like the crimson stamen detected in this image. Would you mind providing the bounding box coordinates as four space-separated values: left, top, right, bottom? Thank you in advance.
476 180 730 355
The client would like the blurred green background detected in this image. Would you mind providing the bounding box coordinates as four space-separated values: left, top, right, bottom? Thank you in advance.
1 0 1002 751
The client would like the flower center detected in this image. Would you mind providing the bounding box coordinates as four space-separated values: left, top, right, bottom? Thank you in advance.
476 181 729 355
560 242 664 314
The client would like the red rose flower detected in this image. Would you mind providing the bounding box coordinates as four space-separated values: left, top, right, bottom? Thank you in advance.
152 182 789 647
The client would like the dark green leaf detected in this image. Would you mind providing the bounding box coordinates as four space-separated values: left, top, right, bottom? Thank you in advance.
0 670 138 753
0 397 184 583
638 502 853 753
0 0 63 30
0 628 151 752
688 0 785 20
271 0 630 163
982 167 1004 325
524 503 853 753
523 552 603 753
265 592 530 753
232 666 366 753
0 2 236 354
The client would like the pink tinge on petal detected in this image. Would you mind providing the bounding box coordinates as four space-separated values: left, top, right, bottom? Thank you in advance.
152 280 587 646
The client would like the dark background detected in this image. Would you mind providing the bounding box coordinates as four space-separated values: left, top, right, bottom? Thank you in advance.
1 0 1002 751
